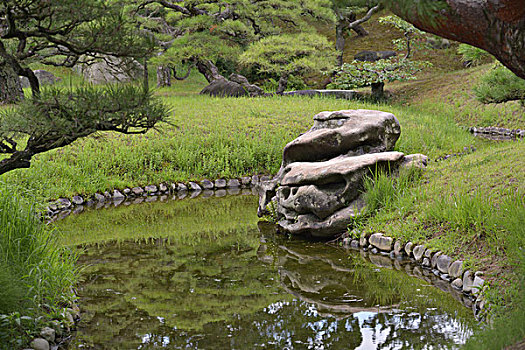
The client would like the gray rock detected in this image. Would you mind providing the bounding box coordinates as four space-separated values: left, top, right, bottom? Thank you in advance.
440 273 451 282
422 258 431 267
462 270 474 293
30 338 49 350
20 70 61 88
104 191 111 198
451 278 463 290
413 245 426 261
132 187 144 196
436 254 453 274
77 56 142 84
404 242 414 256
48 203 58 211
170 183 178 192
354 50 396 62
145 185 158 194
177 183 188 192
200 179 214 190
370 247 379 254
123 188 132 196
241 177 252 187
369 233 394 251
472 276 485 296
94 193 106 202
424 249 433 258
393 240 404 256
215 179 227 188
113 190 125 200
188 182 201 191
71 196 84 205
448 260 464 278
401 153 428 170
159 183 168 192
431 251 442 268
359 235 368 247
251 175 260 185
40 327 55 343
58 198 72 209
227 179 241 188
350 239 360 249
260 175 272 182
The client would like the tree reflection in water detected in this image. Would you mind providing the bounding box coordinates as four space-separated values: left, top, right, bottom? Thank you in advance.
60 197 475 349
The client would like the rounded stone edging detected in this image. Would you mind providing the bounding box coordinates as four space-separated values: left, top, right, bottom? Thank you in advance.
341 232 488 320
27 301 80 350
469 126 524 139
45 174 273 222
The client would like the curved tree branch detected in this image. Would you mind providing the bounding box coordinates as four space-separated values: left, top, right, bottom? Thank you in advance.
388 0 525 79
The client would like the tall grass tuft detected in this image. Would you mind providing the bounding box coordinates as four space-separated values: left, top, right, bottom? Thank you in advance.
0 184 77 346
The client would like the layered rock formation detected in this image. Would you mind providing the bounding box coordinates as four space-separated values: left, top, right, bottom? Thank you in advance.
258 109 423 238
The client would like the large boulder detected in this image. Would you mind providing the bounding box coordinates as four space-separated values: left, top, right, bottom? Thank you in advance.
354 50 397 62
19 70 61 88
258 109 409 238
76 56 142 84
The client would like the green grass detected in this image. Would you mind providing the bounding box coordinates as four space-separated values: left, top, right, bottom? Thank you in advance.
1 81 477 202
0 184 77 348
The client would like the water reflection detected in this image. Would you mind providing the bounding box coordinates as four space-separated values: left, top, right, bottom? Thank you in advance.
54 195 475 349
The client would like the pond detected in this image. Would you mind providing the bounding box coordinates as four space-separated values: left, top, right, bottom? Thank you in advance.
54 194 477 349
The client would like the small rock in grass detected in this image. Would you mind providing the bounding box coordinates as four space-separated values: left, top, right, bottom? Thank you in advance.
241 177 251 187
472 276 485 296
431 251 442 268
214 179 227 188
40 327 55 343
200 179 214 190
123 188 132 196
188 182 201 191
59 198 72 208
448 260 464 278
393 240 404 256
451 278 463 290
369 233 393 251
422 258 431 267
462 270 474 293
30 338 49 350
177 183 188 191
404 242 414 257
132 187 144 196
227 179 241 188
71 196 84 205
436 254 453 274
145 185 158 193
159 183 168 192
251 175 260 185
113 190 125 200
413 245 426 261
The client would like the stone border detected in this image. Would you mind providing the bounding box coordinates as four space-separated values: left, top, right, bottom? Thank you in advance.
340 232 488 319
469 126 524 140
27 302 80 350
45 175 273 222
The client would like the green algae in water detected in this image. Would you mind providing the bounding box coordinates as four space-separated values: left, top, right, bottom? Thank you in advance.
54 195 477 349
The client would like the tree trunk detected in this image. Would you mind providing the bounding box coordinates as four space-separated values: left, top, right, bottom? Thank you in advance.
335 19 346 67
156 66 171 87
276 74 289 95
143 58 149 93
0 59 24 104
348 13 369 37
389 0 525 79
196 60 224 83
371 82 384 100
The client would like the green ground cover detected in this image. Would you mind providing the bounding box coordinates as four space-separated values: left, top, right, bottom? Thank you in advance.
0 186 77 349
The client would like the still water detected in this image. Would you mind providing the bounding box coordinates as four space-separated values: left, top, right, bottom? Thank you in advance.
55 194 476 349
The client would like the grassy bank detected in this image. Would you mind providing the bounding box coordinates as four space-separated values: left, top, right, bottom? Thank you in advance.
2 70 476 202
0 186 77 349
